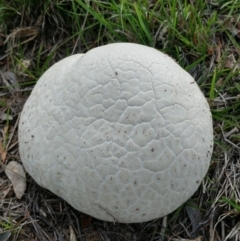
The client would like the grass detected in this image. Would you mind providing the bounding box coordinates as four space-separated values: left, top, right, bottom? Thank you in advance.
0 0 240 240
0 216 18 233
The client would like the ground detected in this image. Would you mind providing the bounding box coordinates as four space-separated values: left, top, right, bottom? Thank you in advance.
0 0 240 240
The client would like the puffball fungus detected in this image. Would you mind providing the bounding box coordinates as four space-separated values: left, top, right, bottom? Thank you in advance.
18 43 213 223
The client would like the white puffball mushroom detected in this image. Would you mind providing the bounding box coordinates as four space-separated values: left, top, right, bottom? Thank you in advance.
18 43 213 223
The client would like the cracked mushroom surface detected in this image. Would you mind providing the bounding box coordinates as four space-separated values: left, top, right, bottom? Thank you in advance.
18 43 213 223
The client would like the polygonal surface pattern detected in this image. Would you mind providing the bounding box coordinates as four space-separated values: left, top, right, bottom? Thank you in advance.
18 43 213 223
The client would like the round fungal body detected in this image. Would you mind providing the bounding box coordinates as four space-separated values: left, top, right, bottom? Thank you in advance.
18 43 213 223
